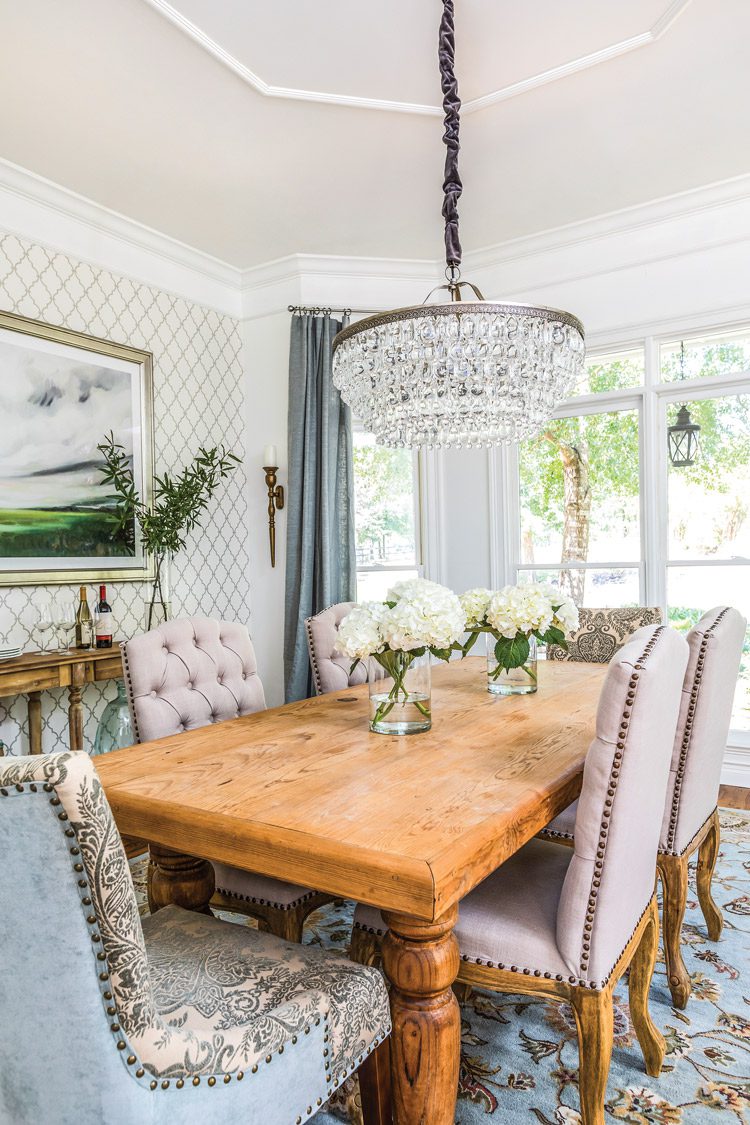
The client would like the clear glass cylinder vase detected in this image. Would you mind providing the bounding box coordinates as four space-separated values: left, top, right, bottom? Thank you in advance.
486 634 538 695
144 552 172 631
368 652 432 735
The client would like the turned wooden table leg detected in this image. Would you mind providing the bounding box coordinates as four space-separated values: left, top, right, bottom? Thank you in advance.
381 905 460 1125
68 662 85 751
28 692 42 754
149 843 215 915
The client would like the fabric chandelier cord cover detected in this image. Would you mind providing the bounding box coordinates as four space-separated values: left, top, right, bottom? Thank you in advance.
284 312 356 702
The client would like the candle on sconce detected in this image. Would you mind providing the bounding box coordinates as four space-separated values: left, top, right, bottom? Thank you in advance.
263 444 278 468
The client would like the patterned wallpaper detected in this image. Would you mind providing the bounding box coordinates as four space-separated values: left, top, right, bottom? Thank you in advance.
0 230 251 754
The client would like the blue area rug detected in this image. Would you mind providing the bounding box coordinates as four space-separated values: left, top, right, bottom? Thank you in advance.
133 809 750 1123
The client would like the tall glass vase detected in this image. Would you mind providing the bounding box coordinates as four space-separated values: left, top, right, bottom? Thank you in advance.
368 652 432 735
487 634 538 695
92 681 133 756
144 553 172 631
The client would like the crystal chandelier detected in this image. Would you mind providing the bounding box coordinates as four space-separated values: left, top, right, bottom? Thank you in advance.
332 0 585 449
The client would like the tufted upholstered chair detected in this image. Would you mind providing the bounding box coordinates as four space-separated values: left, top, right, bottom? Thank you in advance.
0 751 391 1125
351 625 689 1125
546 606 662 663
540 606 746 1008
121 617 334 942
305 603 368 694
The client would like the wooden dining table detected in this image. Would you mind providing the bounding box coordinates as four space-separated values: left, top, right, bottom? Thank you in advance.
95 656 606 1125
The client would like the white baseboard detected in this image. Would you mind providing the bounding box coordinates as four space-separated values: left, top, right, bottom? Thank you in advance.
721 746 750 790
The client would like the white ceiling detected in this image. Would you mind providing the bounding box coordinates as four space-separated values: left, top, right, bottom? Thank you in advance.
0 0 748 269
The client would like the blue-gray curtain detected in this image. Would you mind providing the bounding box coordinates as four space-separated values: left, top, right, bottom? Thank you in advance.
284 313 356 702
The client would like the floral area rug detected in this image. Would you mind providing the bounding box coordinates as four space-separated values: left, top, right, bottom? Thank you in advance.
131 809 750 1124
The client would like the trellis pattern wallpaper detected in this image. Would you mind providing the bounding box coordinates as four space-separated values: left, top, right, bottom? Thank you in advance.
0 230 250 754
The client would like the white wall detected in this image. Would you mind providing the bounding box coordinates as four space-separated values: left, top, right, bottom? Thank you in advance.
243 311 290 706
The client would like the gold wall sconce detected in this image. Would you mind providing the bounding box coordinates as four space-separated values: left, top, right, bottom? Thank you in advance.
262 445 284 567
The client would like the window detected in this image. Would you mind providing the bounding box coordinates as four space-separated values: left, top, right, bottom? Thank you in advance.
509 325 750 741
352 429 421 601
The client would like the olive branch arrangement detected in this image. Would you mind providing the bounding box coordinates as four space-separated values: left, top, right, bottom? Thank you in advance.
97 432 241 629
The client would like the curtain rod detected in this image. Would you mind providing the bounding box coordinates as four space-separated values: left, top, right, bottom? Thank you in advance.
288 304 353 317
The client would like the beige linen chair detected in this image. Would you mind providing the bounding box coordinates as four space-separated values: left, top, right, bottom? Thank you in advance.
0 751 391 1125
121 617 334 941
546 606 662 663
541 606 746 1007
305 603 368 694
352 624 689 1125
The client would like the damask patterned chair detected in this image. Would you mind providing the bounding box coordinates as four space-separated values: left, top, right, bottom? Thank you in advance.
305 603 367 694
0 751 391 1125
351 625 689 1125
121 617 333 941
546 606 662 663
540 606 746 1007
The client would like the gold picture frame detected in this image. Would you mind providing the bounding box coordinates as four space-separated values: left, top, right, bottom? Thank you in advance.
0 310 155 585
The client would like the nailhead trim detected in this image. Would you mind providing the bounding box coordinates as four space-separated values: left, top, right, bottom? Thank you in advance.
5 787 383 1103
214 884 318 911
576 626 665 979
119 641 142 745
305 603 357 697
664 806 718 860
305 614 324 696
665 608 730 854
538 826 575 843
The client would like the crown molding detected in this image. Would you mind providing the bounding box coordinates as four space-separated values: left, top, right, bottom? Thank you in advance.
3 154 749 328
464 172 750 274
240 253 440 320
0 157 242 316
140 0 692 117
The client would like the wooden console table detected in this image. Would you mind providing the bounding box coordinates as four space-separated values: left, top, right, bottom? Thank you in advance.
0 648 123 754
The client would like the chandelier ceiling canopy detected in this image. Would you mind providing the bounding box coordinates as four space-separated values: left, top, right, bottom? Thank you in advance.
332 0 585 449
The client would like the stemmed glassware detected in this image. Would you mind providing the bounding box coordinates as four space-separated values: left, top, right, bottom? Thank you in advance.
34 595 55 653
53 596 77 652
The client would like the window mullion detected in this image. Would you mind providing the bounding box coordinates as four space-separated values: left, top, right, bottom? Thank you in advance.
643 336 666 611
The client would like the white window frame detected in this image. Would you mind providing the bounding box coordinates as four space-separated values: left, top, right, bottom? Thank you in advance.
503 319 750 749
352 421 424 593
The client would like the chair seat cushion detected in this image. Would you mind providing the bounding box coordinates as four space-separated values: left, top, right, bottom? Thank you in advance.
539 800 577 843
212 862 319 909
143 904 390 1082
355 840 590 984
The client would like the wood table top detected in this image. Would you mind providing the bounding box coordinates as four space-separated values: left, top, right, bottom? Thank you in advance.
96 658 606 921
0 647 119 672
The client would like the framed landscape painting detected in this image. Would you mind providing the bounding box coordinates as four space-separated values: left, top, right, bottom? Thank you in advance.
0 311 154 585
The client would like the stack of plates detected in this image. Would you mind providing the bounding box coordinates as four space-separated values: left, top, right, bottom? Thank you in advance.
0 644 22 662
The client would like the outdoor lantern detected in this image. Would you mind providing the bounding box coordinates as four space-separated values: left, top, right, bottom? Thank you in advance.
667 404 701 467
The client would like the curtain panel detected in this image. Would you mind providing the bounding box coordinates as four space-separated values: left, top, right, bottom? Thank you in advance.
284 313 356 702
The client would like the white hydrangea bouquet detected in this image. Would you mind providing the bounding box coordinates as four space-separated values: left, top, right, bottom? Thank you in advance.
460 583 578 695
337 578 465 733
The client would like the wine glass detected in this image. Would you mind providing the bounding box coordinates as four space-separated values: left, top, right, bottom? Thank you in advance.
34 595 54 653
55 597 77 652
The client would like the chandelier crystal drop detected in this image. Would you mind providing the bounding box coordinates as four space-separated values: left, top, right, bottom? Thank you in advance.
331 0 585 449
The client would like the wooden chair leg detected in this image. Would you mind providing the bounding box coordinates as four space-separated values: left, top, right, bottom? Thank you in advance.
628 898 665 1077
570 987 614 1125
696 809 723 942
658 854 691 1009
262 906 305 943
349 927 381 967
359 1040 392 1125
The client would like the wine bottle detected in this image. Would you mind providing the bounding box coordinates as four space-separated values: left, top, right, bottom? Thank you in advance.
75 586 93 649
95 585 113 649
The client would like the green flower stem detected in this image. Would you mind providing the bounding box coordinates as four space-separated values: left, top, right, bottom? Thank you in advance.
371 651 431 726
